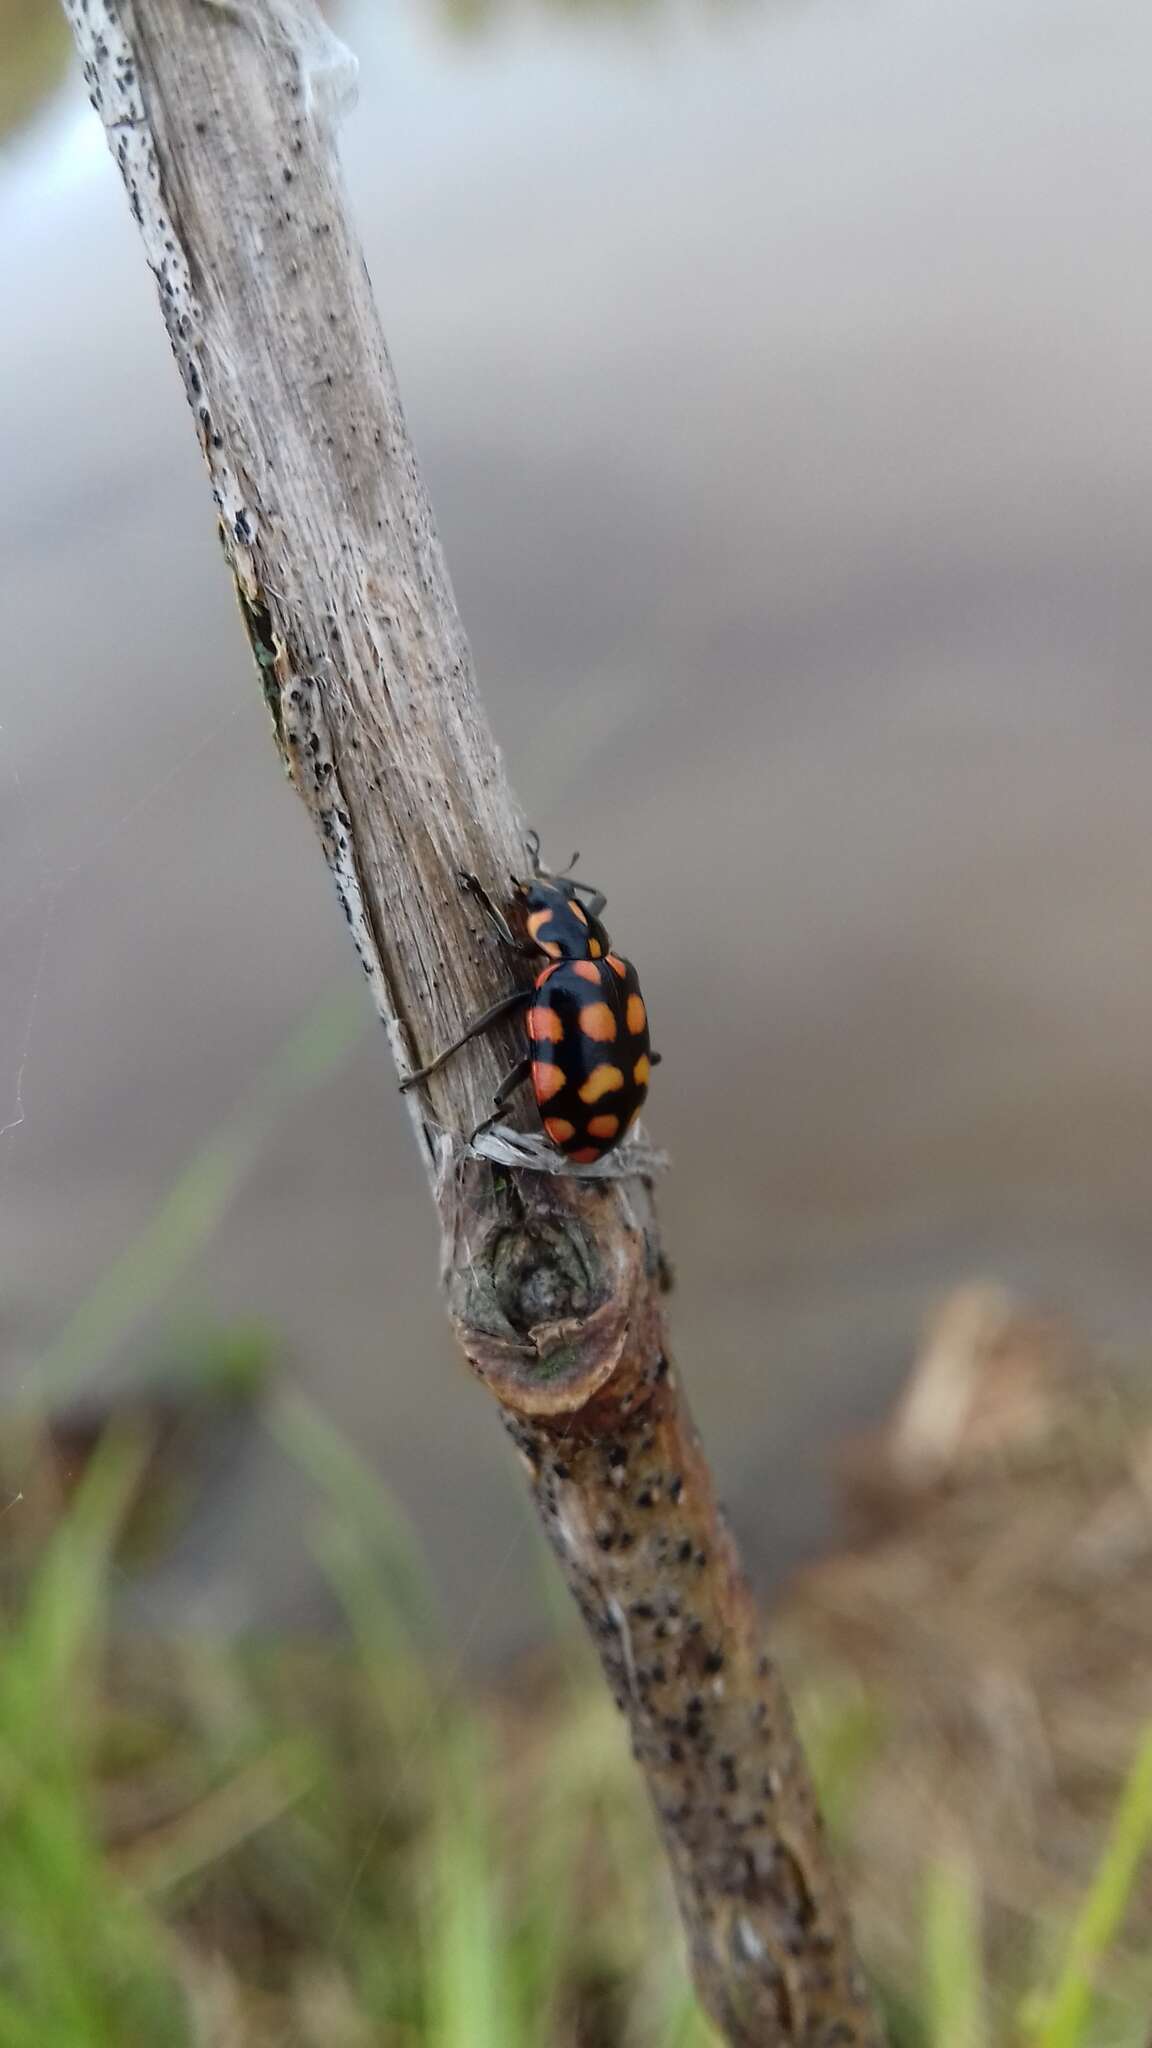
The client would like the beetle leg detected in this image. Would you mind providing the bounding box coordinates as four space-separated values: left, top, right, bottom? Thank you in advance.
399 989 529 1090
650 1051 663 1066
457 871 535 955
492 1053 533 1109
470 1054 533 1143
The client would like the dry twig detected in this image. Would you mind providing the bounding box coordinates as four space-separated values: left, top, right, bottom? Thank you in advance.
61 3 881 2038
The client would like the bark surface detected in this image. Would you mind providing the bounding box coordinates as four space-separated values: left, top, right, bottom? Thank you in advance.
62 5 883 2038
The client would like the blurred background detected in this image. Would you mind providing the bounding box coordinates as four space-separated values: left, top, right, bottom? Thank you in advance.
5 1 1152 2040
4 0 1152 1637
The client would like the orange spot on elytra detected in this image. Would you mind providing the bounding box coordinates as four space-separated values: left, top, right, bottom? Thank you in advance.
626 993 647 1034
527 908 552 941
570 1147 601 1164
533 1061 566 1103
572 961 600 983
588 938 602 958
570 901 588 924
528 1006 563 1042
545 1117 575 1143
579 1002 617 1042
587 1114 619 1140
541 941 562 959
579 1065 624 1104
632 1055 651 1088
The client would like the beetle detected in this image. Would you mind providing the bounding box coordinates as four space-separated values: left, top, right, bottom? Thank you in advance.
400 835 658 1164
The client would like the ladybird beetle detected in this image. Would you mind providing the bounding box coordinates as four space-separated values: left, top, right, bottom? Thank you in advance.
400 834 658 1165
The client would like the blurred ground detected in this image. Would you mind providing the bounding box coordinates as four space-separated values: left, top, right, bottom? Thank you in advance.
776 1283 1152 2010
3 0 1152 1641
5 1283 1151 2044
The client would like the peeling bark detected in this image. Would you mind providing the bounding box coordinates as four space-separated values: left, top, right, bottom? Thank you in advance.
61 3 883 2038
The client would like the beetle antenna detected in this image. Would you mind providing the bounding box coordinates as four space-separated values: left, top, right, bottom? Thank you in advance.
525 828 542 872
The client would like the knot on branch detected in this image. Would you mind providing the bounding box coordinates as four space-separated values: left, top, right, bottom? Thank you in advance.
448 1192 655 1421
491 1219 595 1330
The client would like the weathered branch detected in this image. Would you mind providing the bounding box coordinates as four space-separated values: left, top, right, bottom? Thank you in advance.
62 4 882 2039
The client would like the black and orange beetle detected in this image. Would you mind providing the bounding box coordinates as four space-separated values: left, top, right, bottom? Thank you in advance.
401 834 658 1165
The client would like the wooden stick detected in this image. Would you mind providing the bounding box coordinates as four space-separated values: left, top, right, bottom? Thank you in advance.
62 4 882 2037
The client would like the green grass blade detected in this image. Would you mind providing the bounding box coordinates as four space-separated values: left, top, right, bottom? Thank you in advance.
272 1387 443 1650
0 1978 67 2048
921 1852 986 2048
29 993 364 1404
1026 1723 1152 2048
0 1430 189 2047
665 1990 721 2046
425 1719 514 2048
16 1428 151 1696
